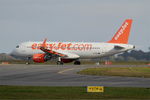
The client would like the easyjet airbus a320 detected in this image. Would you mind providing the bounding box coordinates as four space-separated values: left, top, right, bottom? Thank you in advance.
10 19 135 65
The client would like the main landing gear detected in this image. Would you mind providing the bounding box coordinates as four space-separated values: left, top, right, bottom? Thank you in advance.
74 61 81 65
57 57 64 65
57 61 64 65
57 60 81 65
56 57 81 65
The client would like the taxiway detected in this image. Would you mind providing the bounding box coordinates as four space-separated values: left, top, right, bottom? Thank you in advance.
0 64 150 87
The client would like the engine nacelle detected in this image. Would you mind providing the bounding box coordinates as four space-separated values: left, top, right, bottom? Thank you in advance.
32 54 51 63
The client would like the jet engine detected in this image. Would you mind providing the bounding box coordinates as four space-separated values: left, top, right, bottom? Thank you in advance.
32 54 51 63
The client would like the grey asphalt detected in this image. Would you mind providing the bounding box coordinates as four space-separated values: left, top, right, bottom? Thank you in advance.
0 64 150 87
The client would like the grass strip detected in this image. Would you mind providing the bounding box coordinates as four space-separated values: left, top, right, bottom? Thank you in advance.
0 86 150 99
78 67 150 78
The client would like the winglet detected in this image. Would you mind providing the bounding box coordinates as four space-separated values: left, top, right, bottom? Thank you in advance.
108 19 133 44
41 38 47 48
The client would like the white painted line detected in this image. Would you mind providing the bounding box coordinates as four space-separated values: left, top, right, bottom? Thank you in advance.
58 68 75 74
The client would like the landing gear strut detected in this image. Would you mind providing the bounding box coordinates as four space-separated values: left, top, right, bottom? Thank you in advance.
57 57 64 65
74 61 81 65
26 57 31 65
57 61 63 65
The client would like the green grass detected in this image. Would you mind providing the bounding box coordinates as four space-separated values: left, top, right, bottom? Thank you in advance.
109 61 149 65
0 86 150 99
78 67 150 78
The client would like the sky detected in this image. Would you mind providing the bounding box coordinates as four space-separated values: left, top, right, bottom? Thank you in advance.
0 0 150 53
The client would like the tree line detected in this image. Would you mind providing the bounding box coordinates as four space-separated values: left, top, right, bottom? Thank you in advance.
106 50 150 61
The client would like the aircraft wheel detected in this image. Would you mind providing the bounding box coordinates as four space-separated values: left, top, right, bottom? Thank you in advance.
26 62 30 65
26 57 31 65
74 61 81 65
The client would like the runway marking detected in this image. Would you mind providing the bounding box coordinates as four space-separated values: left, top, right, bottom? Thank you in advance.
58 68 75 74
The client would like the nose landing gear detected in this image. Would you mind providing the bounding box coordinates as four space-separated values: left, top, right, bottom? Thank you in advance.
26 57 31 65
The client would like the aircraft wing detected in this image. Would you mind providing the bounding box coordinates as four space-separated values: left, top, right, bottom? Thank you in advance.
40 39 80 59
40 46 67 57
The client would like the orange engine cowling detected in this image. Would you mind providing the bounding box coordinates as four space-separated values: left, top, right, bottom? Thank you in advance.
32 54 47 63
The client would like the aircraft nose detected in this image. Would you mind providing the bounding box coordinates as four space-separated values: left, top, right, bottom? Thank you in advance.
10 49 19 57
10 48 25 56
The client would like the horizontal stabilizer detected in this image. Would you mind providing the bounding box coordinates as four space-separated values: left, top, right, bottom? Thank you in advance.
114 45 125 50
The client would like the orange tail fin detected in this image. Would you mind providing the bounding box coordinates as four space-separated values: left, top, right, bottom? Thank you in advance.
41 38 47 47
108 19 133 44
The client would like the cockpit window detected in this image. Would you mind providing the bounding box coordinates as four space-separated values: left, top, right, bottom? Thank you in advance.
16 45 19 48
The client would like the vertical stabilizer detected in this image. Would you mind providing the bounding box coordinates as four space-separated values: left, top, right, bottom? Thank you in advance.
108 19 132 44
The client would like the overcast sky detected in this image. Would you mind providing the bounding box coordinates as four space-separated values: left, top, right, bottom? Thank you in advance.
0 0 150 53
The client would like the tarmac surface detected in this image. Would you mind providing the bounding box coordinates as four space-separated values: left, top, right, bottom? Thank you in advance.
0 64 150 87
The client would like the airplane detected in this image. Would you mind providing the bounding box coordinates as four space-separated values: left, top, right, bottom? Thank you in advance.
10 19 135 65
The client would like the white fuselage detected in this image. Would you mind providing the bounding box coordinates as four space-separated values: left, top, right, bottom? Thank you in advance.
11 41 134 59
10 19 134 63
